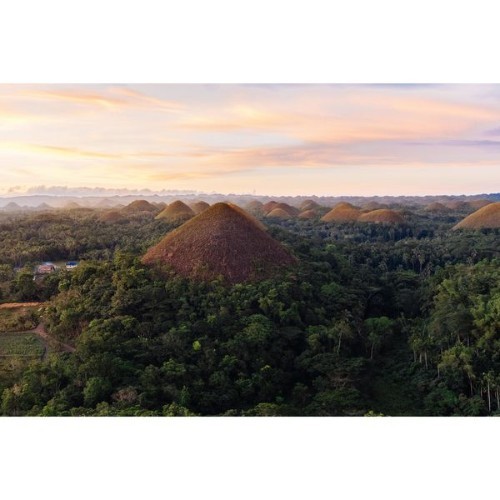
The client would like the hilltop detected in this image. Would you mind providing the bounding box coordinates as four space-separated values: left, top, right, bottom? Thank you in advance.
362 201 388 211
266 207 293 220
190 201 210 214
63 201 82 210
142 202 297 284
263 201 279 214
467 199 492 210
358 209 405 224
300 199 320 211
321 202 361 222
121 200 158 214
273 203 299 216
99 210 124 223
424 202 450 212
156 201 195 223
453 202 500 230
444 200 468 210
298 209 317 219
245 200 265 215
2 202 22 211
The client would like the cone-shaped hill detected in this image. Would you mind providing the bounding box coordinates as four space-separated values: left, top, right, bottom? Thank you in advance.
444 200 468 210
245 200 265 215
142 203 297 284
96 198 114 208
37 203 53 211
3 202 21 211
190 201 210 215
424 202 450 212
63 201 82 210
298 209 317 219
453 202 500 230
362 201 388 211
321 202 361 222
156 201 195 223
99 210 124 223
467 199 492 210
122 200 158 214
263 201 279 214
266 208 293 219
358 209 405 224
153 201 167 210
274 203 299 216
300 200 320 211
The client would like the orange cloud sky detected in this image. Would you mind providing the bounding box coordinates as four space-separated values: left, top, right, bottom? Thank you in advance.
0 84 499 196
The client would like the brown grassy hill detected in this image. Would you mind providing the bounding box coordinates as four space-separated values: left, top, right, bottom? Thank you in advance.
321 202 361 222
152 201 167 210
99 210 124 222
467 199 492 210
142 202 297 284
362 201 388 211
274 203 299 216
3 202 21 211
453 202 500 230
300 200 320 211
334 202 357 209
358 209 405 224
266 208 293 220
227 203 267 231
122 200 158 214
64 201 82 210
190 201 210 214
37 203 54 211
444 200 468 210
298 209 317 219
96 199 114 208
263 201 279 214
156 201 195 222
424 202 450 212
245 200 265 214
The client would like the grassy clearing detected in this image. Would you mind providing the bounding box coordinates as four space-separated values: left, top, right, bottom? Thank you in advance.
0 332 45 358
0 306 40 332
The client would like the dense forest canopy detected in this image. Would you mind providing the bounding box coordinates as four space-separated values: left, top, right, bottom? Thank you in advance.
0 199 498 416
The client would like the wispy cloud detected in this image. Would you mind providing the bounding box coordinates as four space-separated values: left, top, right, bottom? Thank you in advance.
112 87 184 112
483 126 500 137
405 139 500 148
20 89 128 108
17 86 184 113
177 92 500 145
0 142 123 159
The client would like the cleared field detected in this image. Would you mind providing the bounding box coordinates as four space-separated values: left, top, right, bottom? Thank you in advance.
0 332 45 358
0 306 40 333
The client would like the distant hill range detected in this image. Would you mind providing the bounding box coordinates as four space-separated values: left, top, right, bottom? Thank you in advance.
1 192 499 210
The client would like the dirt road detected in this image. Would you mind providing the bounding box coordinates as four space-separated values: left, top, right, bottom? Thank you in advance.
33 323 76 354
0 302 44 310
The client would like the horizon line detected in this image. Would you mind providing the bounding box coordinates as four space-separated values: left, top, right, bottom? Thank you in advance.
0 190 499 199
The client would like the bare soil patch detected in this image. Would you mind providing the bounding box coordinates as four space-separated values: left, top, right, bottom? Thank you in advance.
0 302 44 310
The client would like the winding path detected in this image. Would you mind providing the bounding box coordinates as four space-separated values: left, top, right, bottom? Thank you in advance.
33 323 76 354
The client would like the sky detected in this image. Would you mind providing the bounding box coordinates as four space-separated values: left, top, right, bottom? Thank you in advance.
0 83 499 197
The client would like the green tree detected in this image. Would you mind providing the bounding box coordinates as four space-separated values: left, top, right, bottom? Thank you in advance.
364 316 393 359
83 377 112 407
